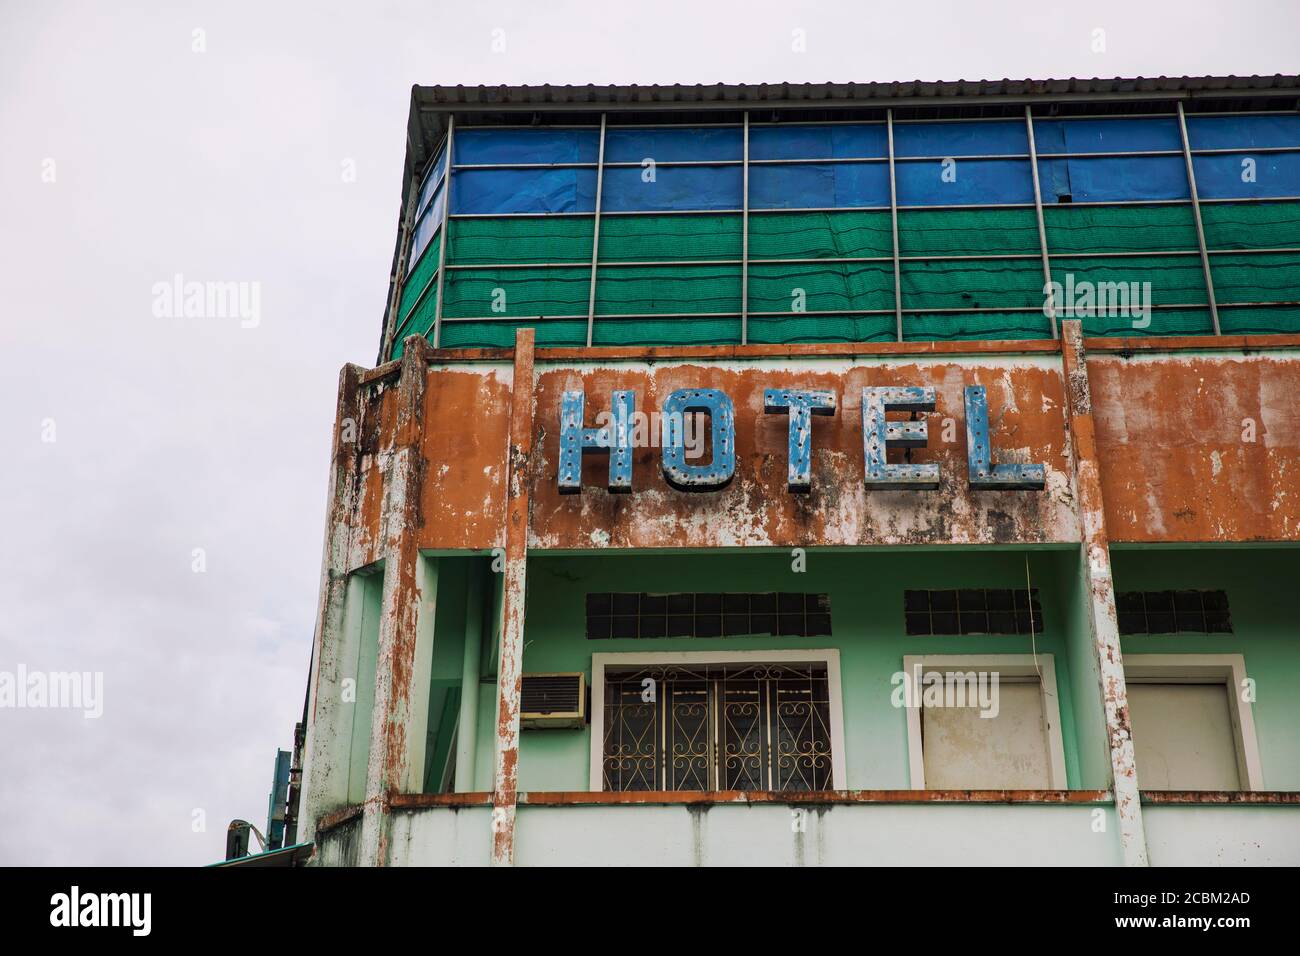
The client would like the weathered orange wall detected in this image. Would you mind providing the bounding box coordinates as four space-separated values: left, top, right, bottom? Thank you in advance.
338 348 1300 571
527 361 1077 549
1089 354 1300 542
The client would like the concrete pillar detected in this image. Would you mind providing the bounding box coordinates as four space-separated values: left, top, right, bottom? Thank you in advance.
300 363 363 846
359 336 436 866
492 328 536 866
1059 320 1149 867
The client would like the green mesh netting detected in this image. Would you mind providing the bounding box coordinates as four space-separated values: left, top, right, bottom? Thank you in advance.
441 266 589 318
439 319 588 349
902 259 1044 309
898 208 1039 257
446 216 593 264
749 211 893 259
1050 255 1208 305
1202 200 1300 250
1210 252 1300 303
1045 204 1199 253
400 233 440 316
904 312 1051 341
1078 308 1213 337
393 275 438 352
599 214 741 261
593 316 742 345
747 262 894 313
1219 306 1300 334
748 314 896 344
595 264 741 314
394 203 1300 353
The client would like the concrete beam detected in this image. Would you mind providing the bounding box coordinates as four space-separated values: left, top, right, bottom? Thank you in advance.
1059 320 1148 867
492 328 536 866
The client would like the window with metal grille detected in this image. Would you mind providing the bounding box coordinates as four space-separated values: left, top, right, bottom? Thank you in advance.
602 663 833 792
1116 590 1232 634
586 592 831 640
904 588 1043 635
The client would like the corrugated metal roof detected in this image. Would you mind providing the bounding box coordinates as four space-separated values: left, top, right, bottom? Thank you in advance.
411 75 1300 110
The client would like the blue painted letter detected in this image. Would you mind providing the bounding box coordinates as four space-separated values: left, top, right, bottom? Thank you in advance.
964 385 1045 490
764 388 837 492
559 389 635 494
862 387 939 490
661 389 735 491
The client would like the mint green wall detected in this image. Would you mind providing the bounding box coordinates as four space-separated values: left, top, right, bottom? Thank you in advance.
420 557 469 792
345 570 382 805
1053 549 1113 789
1112 546 1300 791
464 548 1103 792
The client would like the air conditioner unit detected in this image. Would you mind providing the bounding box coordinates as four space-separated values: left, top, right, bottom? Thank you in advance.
520 672 586 729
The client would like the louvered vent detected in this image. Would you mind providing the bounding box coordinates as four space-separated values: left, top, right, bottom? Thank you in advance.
520 673 586 729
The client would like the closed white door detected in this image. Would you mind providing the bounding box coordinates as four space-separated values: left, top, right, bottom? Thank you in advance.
922 682 1051 789
1128 682 1241 790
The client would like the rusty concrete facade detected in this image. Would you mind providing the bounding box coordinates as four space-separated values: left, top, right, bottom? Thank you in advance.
297 324 1300 866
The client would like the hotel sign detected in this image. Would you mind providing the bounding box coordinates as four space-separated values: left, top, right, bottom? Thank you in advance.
559 385 1044 495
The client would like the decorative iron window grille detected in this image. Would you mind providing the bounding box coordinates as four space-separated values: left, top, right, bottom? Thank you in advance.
1116 590 1232 634
586 592 831 640
904 588 1043 635
602 663 833 792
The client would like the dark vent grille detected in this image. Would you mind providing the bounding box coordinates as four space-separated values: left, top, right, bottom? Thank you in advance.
586 592 832 639
521 674 582 714
1116 590 1232 634
905 589 1043 635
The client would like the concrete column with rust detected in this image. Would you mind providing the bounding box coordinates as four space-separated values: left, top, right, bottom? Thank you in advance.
1059 319 1148 867
299 362 364 847
491 328 536 866
358 335 435 866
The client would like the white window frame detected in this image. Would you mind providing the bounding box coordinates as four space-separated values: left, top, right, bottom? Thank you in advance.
1122 653 1263 791
902 653 1068 790
589 649 847 792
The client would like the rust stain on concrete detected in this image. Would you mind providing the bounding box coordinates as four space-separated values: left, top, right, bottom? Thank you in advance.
526 360 1077 550
1090 353 1300 543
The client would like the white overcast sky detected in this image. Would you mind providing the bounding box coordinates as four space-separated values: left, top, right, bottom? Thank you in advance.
1 0 1296 866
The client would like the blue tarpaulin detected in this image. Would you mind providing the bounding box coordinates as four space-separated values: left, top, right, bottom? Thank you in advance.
897 159 1034 205
601 165 742 212
749 124 887 160
894 120 1028 157
453 167 597 214
750 162 889 209
455 128 598 165
604 126 742 163
1033 117 1182 154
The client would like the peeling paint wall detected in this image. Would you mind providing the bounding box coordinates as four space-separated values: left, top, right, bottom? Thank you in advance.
1090 352 1300 543
532 358 1076 549
332 349 1300 574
